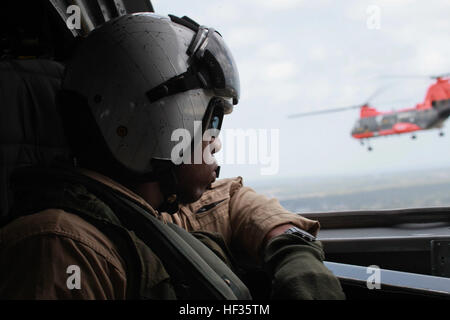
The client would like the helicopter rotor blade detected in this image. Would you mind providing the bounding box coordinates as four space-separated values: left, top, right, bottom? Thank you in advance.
288 84 412 120
375 98 416 105
378 75 429 79
365 85 391 104
432 72 450 79
379 72 450 80
288 104 362 119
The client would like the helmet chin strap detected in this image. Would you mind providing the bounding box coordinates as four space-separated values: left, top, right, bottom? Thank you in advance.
150 159 180 214
215 165 221 178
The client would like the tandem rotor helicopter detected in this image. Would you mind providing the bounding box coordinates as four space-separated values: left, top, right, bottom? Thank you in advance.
288 74 450 151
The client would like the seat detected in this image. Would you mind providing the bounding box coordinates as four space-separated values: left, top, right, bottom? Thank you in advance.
0 59 71 219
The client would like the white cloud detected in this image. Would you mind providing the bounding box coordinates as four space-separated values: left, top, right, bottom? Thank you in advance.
248 0 307 10
413 48 450 75
262 62 297 80
308 46 328 61
227 26 268 48
204 4 243 23
246 0 333 10
257 42 289 59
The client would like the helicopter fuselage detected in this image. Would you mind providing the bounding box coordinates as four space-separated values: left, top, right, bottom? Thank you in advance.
351 99 450 139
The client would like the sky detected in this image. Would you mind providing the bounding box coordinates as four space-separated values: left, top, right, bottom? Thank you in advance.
151 0 450 184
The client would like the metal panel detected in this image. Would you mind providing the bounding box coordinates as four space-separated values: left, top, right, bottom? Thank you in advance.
300 207 450 229
431 240 450 277
321 236 444 253
318 223 450 253
325 261 450 298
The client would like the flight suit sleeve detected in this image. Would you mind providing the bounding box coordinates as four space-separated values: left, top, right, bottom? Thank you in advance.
0 232 127 299
228 177 320 260
0 210 127 300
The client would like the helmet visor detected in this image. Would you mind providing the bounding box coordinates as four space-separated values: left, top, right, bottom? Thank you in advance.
199 29 240 104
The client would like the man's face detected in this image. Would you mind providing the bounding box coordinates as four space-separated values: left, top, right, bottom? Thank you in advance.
174 137 222 204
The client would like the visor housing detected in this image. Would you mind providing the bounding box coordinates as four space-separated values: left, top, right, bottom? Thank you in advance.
146 20 240 105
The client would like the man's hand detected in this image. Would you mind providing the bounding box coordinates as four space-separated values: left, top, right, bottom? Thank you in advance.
263 232 345 300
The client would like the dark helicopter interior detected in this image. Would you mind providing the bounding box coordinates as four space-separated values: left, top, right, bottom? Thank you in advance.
304 209 450 299
1 0 450 300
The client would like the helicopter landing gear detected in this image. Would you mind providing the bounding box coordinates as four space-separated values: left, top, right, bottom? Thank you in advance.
365 139 373 151
360 139 373 151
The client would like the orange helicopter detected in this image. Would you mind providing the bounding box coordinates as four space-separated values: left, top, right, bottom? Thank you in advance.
288 74 450 151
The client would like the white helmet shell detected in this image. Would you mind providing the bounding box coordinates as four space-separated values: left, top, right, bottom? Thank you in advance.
63 13 222 174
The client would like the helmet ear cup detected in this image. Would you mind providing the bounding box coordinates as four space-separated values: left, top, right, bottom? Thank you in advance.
57 90 155 183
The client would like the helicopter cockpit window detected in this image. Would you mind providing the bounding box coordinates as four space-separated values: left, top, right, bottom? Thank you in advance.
398 111 415 122
353 120 362 129
380 115 397 129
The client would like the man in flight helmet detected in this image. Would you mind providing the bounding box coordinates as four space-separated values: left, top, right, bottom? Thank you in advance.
0 13 344 299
